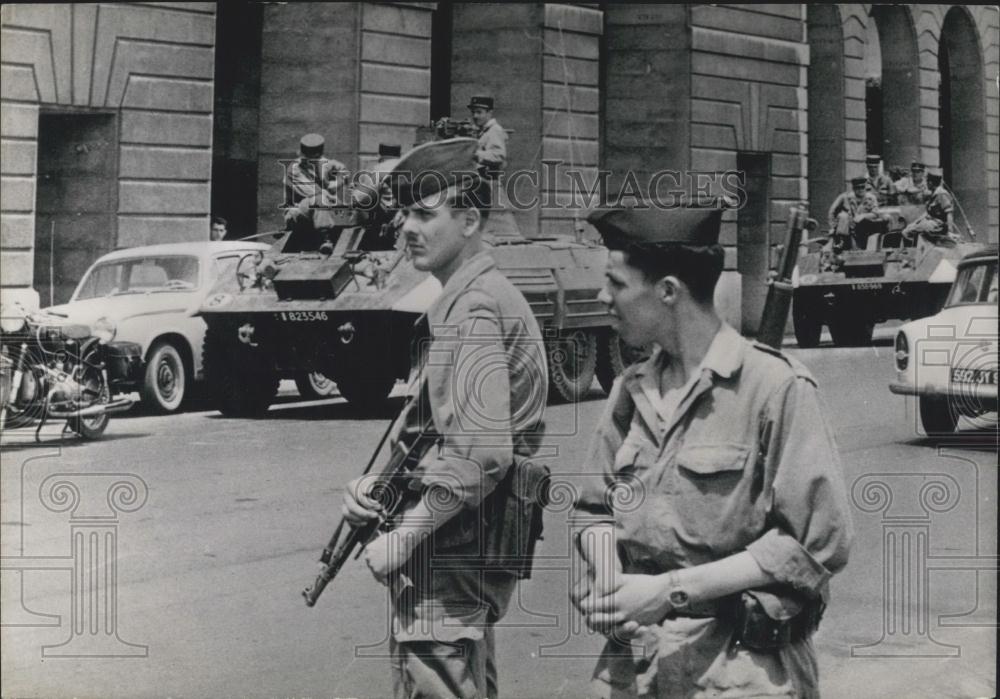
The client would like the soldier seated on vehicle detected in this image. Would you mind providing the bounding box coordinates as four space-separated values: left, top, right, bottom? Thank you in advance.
895 161 931 206
828 176 868 242
852 192 889 250
901 173 957 245
864 154 894 207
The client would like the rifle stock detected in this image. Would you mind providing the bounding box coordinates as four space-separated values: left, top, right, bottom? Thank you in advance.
303 400 437 607
757 206 817 350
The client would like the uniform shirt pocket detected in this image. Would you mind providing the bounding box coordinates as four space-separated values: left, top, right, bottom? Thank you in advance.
673 443 757 550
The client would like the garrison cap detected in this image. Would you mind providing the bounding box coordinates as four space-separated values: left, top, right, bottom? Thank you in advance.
378 143 402 158
299 133 325 158
910 161 926 171
865 154 882 165
850 176 867 187
467 95 495 110
388 137 484 208
587 205 723 248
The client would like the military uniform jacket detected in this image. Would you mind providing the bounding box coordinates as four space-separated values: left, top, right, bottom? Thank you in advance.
827 191 860 229
865 173 894 205
476 118 508 173
895 177 931 206
406 251 547 547
284 156 346 206
574 323 853 698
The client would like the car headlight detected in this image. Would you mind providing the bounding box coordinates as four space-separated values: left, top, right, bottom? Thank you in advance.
894 331 909 371
93 316 117 344
0 313 26 334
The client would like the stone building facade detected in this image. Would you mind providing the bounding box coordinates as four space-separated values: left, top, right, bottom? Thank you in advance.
2 3 997 330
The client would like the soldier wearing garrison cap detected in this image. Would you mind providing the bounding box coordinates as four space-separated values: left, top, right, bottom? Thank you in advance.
343 138 548 698
902 172 956 244
827 176 869 240
895 160 931 206
864 154 894 206
572 203 852 699
467 94 508 177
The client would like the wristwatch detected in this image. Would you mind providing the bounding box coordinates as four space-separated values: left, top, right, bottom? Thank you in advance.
665 570 691 613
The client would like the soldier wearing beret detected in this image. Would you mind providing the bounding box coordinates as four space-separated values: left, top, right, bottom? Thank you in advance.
894 161 931 207
571 203 852 698
827 176 868 240
341 138 548 698
467 95 508 177
863 154 894 206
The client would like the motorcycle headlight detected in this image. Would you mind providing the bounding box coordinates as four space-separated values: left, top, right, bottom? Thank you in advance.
94 316 117 344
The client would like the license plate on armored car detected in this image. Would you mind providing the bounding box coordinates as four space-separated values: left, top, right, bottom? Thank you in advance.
950 368 998 385
274 311 329 322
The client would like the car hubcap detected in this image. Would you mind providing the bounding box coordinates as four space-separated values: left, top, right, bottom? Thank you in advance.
158 358 178 399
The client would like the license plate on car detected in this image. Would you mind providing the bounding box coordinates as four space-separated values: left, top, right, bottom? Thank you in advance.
274 311 329 322
950 368 998 385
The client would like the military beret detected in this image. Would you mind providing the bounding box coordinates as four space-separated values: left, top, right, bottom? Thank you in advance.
378 143 402 158
865 154 882 164
587 205 723 248
910 161 926 171
300 133 325 158
388 137 483 208
850 176 867 187
467 95 494 110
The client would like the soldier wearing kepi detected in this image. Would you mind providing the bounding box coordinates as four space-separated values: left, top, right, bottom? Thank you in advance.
571 204 852 698
467 95 508 177
284 133 347 207
864 154 894 206
827 176 868 239
894 161 931 206
341 138 549 699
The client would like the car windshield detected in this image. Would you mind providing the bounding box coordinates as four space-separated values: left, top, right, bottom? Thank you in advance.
946 260 997 307
74 256 200 299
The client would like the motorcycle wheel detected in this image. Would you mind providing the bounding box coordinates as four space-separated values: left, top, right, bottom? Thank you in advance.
70 365 111 440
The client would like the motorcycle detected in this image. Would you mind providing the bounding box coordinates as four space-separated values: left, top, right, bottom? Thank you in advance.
0 300 142 441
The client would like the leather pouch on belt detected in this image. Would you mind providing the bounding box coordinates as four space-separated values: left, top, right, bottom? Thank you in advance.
483 459 551 579
734 588 804 651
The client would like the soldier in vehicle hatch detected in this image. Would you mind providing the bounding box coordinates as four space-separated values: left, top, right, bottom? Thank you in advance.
467 95 508 177
863 154 894 207
284 133 347 208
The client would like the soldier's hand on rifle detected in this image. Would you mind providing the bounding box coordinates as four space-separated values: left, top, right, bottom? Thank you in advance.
341 475 385 527
362 529 420 585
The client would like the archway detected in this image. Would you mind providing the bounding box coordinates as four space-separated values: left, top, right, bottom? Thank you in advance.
807 4 846 218
939 6 988 237
871 6 920 172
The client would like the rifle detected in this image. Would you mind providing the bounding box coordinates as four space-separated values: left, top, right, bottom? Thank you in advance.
302 395 438 607
757 206 817 350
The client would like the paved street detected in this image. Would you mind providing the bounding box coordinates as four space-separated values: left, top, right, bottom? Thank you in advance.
1 342 996 699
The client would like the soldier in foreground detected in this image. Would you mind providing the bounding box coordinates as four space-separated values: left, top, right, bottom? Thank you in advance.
341 138 548 698
571 204 853 698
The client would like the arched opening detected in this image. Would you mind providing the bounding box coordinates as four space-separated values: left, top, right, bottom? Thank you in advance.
871 6 920 172
862 18 882 161
939 7 988 236
807 5 846 219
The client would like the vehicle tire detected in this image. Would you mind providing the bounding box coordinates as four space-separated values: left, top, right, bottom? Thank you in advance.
202 325 278 418
548 329 598 403
595 331 645 395
828 313 874 347
792 295 822 349
295 371 338 400
70 365 110 440
141 342 186 413
919 395 958 435
332 370 395 410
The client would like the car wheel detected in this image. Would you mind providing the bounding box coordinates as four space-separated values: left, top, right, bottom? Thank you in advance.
295 371 338 400
919 395 958 435
332 371 395 411
203 324 278 418
548 330 598 403
141 342 187 413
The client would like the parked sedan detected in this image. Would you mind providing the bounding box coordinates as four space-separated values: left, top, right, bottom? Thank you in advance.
45 241 276 412
889 245 998 434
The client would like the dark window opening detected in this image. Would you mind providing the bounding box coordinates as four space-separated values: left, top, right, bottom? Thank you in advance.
865 78 883 159
430 2 453 121
938 43 952 186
